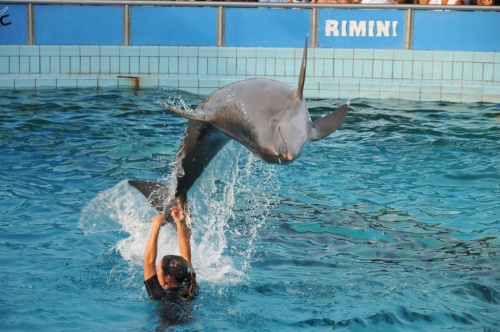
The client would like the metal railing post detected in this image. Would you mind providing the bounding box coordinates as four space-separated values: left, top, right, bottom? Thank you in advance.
404 8 413 50
217 6 225 47
123 4 130 46
310 7 318 48
27 3 34 45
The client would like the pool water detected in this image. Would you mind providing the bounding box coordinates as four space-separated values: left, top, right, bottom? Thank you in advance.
1 88 499 331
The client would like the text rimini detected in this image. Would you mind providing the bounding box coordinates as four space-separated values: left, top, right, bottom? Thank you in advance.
325 20 399 37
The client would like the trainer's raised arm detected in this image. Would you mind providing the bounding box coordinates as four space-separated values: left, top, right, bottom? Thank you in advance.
170 199 192 268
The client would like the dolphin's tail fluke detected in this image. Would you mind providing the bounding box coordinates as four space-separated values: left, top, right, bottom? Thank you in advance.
128 180 187 222
128 180 187 224
128 180 170 212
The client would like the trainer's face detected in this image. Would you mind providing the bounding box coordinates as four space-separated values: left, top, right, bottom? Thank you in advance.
157 264 167 288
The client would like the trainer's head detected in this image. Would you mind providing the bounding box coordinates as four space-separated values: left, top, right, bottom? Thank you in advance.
159 255 189 287
158 255 197 297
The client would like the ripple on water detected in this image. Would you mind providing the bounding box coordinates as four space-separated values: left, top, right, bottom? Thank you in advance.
0 90 499 331
451 282 500 305
53 160 119 173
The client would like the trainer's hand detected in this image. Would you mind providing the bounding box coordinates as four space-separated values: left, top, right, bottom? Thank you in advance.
152 214 166 226
170 199 185 225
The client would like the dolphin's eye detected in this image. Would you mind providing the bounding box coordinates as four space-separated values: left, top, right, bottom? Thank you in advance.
271 118 279 129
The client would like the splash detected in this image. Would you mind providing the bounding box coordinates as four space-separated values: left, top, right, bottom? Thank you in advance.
156 90 194 116
79 180 165 264
79 142 278 285
79 180 150 236
187 142 277 284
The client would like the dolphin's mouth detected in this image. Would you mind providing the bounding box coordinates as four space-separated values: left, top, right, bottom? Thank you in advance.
280 152 295 162
274 157 294 165
277 126 296 163
259 149 294 164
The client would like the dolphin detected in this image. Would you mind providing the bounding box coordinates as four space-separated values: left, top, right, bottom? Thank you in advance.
129 40 349 219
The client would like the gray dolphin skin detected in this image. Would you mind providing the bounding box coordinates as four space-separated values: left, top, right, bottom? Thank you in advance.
129 40 349 218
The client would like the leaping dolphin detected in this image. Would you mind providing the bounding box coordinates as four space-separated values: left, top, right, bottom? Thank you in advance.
129 40 349 219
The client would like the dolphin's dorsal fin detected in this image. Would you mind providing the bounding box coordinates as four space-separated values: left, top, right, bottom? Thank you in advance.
295 38 308 101
308 104 349 141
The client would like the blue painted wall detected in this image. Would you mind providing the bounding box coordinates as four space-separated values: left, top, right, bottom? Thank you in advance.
0 4 27 45
35 5 122 45
413 11 500 52
225 8 310 47
318 9 406 49
1 4 500 52
131 7 217 46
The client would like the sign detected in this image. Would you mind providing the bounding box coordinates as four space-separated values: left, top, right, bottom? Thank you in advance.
0 5 26 45
318 9 406 49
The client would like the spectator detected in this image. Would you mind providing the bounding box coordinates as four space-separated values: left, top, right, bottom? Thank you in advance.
357 0 393 3
440 0 465 4
415 0 464 4
311 0 352 3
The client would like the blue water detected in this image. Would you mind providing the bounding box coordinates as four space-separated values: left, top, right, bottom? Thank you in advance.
1 88 499 331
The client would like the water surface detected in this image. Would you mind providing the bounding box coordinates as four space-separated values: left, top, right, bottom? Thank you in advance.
1 88 499 331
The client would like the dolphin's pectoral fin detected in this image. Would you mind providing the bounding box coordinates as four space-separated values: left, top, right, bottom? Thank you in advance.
128 180 170 212
309 104 349 141
159 102 191 118
159 102 213 122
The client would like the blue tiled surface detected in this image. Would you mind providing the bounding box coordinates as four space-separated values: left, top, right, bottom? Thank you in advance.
40 57 50 74
130 57 140 74
227 59 236 75
61 57 70 74
1 45 499 103
0 57 8 74
20 57 29 74
110 57 120 73
50 57 59 74
101 46 120 57
60 46 80 56
247 59 257 76
484 64 494 81
393 61 402 79
207 59 217 75
430 62 440 80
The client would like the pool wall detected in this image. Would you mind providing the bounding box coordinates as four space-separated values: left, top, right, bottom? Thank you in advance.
1 1 499 103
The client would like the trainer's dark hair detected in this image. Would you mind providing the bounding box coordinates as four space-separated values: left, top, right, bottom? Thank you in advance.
161 255 197 298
